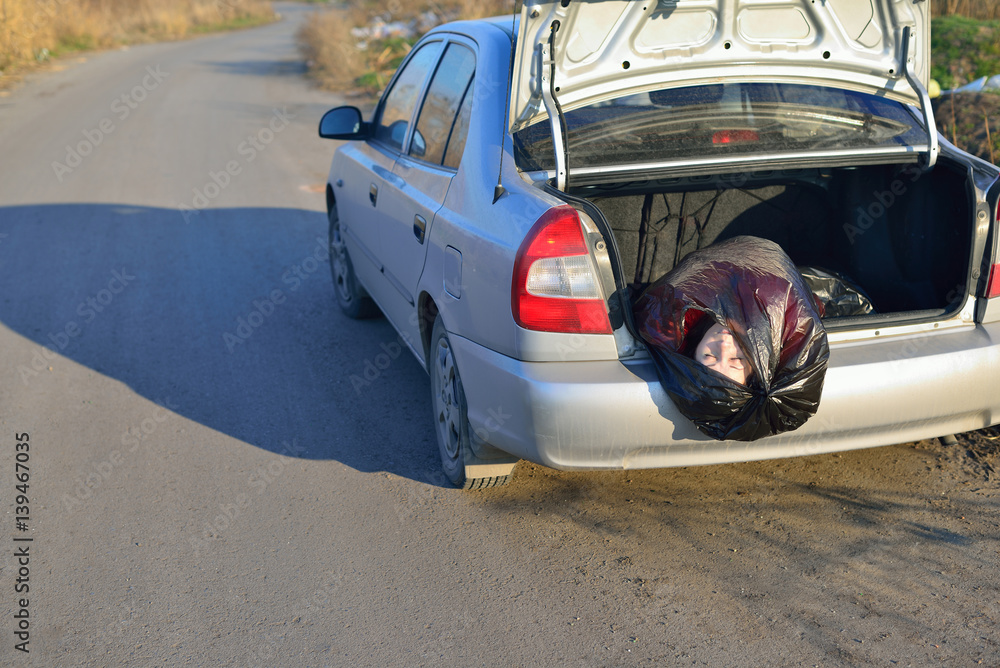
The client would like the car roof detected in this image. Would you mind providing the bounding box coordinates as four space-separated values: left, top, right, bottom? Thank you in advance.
478 15 516 39
427 15 518 41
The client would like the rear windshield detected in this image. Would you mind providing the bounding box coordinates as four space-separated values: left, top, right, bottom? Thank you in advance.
514 83 928 171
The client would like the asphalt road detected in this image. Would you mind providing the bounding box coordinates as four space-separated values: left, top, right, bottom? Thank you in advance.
1 3 998 666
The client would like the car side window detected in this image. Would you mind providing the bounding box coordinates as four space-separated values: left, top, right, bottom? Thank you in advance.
410 43 475 167
442 76 474 170
374 42 443 152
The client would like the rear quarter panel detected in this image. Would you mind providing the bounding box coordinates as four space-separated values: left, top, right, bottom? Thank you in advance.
417 23 555 359
417 21 625 364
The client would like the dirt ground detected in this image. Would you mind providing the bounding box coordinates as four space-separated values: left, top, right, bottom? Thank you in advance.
485 427 1000 665
934 92 1000 162
946 426 1000 480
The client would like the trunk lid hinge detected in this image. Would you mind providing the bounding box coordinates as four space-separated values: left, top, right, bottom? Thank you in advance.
540 20 570 191
901 25 938 171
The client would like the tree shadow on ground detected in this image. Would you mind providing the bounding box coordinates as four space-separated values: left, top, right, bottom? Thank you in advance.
0 203 444 483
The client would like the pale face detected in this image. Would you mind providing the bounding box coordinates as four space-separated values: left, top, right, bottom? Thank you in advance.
695 323 750 385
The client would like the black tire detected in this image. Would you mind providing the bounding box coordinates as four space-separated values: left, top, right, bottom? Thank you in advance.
328 206 380 319
429 317 511 490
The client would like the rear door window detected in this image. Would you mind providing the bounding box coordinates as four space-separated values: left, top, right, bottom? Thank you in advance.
442 76 474 170
410 43 476 167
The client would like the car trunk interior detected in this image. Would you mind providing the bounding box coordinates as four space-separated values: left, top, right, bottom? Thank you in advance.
579 158 974 327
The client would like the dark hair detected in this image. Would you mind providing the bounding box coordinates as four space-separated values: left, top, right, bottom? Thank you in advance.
680 312 717 358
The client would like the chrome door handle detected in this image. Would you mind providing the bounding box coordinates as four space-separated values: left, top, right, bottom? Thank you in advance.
413 214 426 244
369 184 378 206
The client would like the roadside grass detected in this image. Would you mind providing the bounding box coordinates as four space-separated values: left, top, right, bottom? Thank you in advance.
298 0 509 96
188 12 277 35
297 4 370 94
931 15 1000 89
0 0 274 86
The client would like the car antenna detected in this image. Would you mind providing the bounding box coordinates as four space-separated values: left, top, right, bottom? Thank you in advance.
494 0 520 204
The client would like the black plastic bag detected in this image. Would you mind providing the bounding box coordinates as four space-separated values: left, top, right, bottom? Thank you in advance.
634 236 830 441
798 266 876 318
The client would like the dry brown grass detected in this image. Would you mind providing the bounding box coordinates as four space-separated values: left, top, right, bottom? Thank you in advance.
297 3 371 93
1 0 273 74
298 0 510 95
345 0 512 23
934 0 1000 20
432 0 513 21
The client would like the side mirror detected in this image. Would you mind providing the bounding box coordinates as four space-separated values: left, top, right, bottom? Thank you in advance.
319 107 369 140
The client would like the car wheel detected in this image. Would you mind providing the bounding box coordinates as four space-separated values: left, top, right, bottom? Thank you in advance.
328 206 380 319
429 317 513 490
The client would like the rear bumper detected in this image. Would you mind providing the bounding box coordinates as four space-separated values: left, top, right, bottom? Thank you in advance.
451 323 1000 470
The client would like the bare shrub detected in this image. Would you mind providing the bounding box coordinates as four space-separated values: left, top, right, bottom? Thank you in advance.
429 0 513 21
934 0 1000 20
298 0 512 95
298 5 370 93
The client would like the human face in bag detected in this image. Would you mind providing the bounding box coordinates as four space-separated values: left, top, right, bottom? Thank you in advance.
695 323 750 385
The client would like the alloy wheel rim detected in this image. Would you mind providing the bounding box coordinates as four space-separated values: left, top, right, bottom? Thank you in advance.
329 224 352 304
434 338 461 462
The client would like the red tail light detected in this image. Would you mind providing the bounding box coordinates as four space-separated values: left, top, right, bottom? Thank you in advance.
992 200 1000 299
988 264 1000 299
512 206 612 335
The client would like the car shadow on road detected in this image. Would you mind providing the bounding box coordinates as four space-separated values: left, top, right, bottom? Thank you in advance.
0 203 445 483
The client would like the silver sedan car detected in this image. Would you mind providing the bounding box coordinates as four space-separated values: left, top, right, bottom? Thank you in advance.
319 0 1000 488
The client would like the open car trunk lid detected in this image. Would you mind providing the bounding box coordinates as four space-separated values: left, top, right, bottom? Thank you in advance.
512 0 931 131
511 0 936 182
